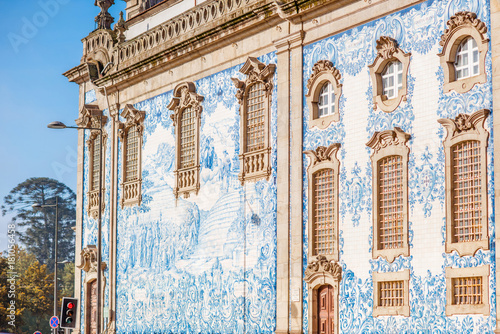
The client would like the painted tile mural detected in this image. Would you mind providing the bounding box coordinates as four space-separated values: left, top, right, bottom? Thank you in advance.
302 0 494 332
113 53 278 333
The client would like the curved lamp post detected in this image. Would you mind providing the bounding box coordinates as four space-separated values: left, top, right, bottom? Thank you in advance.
48 120 104 334
32 197 59 334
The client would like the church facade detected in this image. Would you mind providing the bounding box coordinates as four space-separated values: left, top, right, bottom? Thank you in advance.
65 0 500 332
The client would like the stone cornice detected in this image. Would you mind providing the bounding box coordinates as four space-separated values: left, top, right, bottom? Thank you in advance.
63 0 358 91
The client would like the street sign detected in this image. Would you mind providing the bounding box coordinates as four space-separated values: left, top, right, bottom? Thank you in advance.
34 331 42 334
49 316 59 328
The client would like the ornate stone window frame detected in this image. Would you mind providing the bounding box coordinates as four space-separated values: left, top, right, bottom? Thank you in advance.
77 245 107 334
304 255 342 334
438 109 490 256
168 82 203 199
438 11 489 94
231 57 276 185
445 265 490 316
372 269 410 317
305 60 342 129
77 105 108 220
366 127 411 263
304 143 341 261
368 36 411 113
118 104 145 207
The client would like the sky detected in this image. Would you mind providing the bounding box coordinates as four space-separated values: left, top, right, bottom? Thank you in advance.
0 0 126 250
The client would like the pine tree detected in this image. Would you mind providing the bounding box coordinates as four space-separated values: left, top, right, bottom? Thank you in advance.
2 177 76 268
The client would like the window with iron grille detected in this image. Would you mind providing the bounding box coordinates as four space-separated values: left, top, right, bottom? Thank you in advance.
367 127 410 263
180 107 196 169
313 169 335 256
438 110 490 256
378 280 404 307
452 140 482 243
125 125 139 182
92 136 101 191
231 57 275 185
372 270 410 317
452 277 483 305
119 104 145 208
378 155 404 250
246 83 265 153
445 265 489 315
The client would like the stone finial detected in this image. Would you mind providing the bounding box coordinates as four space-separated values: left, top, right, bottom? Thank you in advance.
95 0 115 30
114 11 127 43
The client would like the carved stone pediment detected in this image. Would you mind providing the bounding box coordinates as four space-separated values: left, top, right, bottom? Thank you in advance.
118 104 145 140
366 127 411 153
77 245 107 273
76 104 108 133
306 60 341 92
376 36 398 60
438 109 490 139
304 255 342 283
440 11 488 47
231 57 276 108
168 82 204 125
304 143 341 168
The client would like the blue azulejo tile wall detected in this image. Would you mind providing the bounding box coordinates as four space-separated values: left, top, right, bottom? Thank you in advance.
302 0 495 332
112 52 278 333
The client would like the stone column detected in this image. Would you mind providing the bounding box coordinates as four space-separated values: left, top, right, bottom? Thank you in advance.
108 101 120 334
492 0 500 332
73 83 87 334
273 24 292 334
289 28 304 334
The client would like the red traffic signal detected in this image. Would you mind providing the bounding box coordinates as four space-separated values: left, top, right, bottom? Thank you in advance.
60 297 78 329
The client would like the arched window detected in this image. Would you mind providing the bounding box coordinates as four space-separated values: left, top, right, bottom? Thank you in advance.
168 82 204 199
306 60 342 129
455 37 479 80
369 37 410 113
231 57 275 185
438 11 488 93
381 61 403 99
318 82 335 118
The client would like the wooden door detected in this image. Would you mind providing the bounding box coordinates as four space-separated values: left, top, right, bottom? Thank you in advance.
87 280 97 334
318 285 335 334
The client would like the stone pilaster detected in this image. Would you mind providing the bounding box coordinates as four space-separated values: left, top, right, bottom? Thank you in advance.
492 0 500 332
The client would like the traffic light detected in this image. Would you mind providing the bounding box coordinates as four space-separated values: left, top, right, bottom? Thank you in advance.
60 297 78 329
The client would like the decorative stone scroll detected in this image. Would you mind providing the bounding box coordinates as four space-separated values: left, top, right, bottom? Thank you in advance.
304 255 342 283
77 245 107 273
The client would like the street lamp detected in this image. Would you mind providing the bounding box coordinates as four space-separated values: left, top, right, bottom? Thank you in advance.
32 197 59 334
48 120 104 334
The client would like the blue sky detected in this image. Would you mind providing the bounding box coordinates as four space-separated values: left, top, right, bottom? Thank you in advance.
0 0 126 249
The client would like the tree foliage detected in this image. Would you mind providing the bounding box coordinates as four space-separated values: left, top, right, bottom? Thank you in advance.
2 177 76 267
0 247 54 334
